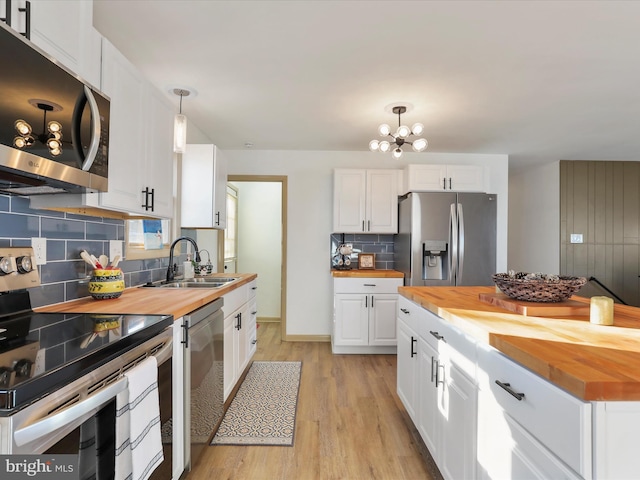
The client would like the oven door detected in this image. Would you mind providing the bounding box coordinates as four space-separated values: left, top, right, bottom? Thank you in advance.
0 327 172 478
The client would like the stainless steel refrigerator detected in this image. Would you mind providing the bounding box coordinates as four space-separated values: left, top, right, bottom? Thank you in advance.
395 192 497 286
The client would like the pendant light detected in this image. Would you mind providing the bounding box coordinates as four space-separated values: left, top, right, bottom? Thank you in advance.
173 89 190 153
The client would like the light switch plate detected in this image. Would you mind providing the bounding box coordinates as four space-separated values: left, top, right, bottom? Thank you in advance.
109 240 123 262
31 237 47 265
570 233 584 244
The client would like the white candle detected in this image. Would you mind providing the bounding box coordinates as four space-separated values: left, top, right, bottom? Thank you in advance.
590 296 614 325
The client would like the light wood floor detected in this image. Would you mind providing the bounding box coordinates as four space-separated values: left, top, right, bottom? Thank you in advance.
186 323 439 480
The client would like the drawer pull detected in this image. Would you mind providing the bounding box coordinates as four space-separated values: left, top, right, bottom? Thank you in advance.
400 308 410 314
363 283 376 287
495 380 525 401
430 330 446 342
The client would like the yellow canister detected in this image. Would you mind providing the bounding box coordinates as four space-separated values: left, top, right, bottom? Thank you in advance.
88 269 125 300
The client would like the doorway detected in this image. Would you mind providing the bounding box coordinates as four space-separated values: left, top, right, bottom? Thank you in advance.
227 175 287 340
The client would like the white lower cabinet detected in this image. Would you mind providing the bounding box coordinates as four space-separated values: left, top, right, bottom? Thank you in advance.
332 277 402 354
223 279 258 400
396 306 420 422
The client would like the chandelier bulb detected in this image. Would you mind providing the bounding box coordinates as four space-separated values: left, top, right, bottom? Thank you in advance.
378 124 391 136
411 123 424 135
392 148 403 160
379 140 391 153
412 138 428 152
15 119 32 136
397 125 411 139
369 139 380 152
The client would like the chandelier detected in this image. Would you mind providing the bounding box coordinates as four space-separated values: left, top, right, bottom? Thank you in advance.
369 106 427 159
14 101 63 157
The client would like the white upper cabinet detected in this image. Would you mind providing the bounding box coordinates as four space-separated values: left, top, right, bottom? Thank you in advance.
333 169 399 234
181 144 228 229
6 0 102 86
404 164 486 193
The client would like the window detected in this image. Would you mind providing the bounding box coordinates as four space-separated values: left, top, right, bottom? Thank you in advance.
125 219 172 260
224 185 238 271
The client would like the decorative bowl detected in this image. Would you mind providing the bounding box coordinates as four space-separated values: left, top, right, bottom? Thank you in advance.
492 272 587 303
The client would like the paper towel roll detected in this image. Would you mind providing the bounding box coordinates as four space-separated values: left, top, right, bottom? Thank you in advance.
590 296 614 325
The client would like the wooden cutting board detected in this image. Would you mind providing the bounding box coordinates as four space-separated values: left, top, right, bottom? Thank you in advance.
478 292 590 316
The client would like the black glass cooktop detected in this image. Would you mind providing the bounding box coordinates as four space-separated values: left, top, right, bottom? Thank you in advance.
0 304 172 413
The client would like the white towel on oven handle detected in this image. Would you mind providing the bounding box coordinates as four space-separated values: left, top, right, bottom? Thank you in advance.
115 356 164 480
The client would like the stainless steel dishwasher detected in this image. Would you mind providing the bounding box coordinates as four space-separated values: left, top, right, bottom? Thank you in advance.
182 297 224 470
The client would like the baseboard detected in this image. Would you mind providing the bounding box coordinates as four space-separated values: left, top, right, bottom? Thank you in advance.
283 334 331 343
257 316 280 323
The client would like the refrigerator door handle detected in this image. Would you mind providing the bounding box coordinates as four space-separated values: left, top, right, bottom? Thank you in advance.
457 203 465 284
449 203 458 284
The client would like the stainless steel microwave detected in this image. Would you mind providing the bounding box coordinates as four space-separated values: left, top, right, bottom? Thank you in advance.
0 23 109 195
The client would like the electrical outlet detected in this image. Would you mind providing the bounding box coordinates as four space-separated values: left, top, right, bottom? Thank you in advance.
109 240 123 262
34 348 46 376
31 237 47 265
570 233 584 244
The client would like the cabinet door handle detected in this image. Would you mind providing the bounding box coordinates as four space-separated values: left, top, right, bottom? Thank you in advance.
365 296 368 308
362 220 365 232
449 177 452 190
442 177 446 190
1 0 12 26
235 312 242 330
410 336 417 357
215 211 220 225
150 188 155 212
495 380 525 401
181 319 189 348
400 308 410 314
431 356 437 383
367 220 370 231
371 295 374 308
430 330 446 342
19 0 30 40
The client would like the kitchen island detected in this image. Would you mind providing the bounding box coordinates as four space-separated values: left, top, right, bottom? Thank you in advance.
398 286 640 480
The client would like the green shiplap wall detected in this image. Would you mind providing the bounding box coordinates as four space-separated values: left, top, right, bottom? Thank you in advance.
560 161 640 306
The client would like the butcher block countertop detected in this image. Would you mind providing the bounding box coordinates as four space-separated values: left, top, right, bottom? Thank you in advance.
331 269 404 278
400 286 640 401
36 273 257 320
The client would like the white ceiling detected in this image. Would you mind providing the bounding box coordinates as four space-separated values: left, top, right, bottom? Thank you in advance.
93 0 640 172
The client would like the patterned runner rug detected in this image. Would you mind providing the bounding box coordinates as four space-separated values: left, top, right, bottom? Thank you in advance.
211 361 302 446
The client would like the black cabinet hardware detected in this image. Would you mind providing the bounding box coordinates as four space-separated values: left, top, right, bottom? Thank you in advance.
235 312 242 330
400 308 410 314
141 187 155 211
181 319 189 348
364 283 376 287
410 336 417 357
215 211 220 225
495 380 525 401
430 330 445 342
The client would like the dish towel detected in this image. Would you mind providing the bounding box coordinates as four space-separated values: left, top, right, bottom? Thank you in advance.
115 356 164 480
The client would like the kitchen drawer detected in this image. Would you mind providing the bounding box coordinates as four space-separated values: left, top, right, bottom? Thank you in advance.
222 285 246 317
334 277 402 294
246 279 258 301
398 296 427 333
477 344 591 476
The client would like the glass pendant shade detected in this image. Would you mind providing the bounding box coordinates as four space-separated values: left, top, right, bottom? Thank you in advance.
411 123 424 135
379 140 391 153
378 124 391 136
392 148 403 159
13 137 26 148
412 138 428 152
15 120 31 136
397 125 411 138
369 139 380 151
173 113 187 153
48 121 62 133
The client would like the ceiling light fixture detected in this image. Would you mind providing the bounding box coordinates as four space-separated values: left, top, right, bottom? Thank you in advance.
173 88 190 154
369 106 427 159
13 101 64 157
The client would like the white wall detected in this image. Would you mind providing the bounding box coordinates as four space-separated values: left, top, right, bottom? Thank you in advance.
235 182 282 319
225 150 508 337
508 161 560 274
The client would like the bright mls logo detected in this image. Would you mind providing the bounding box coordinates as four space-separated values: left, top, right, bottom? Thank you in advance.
0 455 78 480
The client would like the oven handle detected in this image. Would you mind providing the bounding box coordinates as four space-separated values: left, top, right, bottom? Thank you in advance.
14 377 128 447
14 329 172 447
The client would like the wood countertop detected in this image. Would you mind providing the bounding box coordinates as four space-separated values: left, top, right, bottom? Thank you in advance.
400 286 640 401
36 273 257 320
331 269 404 278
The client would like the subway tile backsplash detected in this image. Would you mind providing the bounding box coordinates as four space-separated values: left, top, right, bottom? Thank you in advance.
330 233 395 270
0 194 174 308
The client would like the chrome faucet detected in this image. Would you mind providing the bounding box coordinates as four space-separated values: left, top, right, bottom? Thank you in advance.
166 236 202 282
